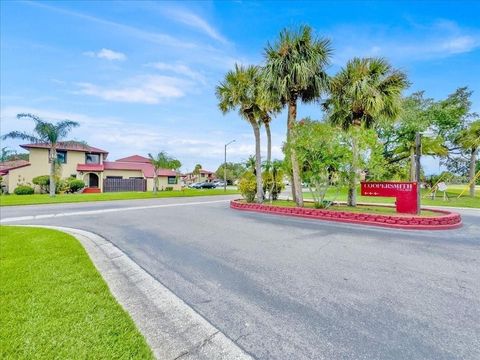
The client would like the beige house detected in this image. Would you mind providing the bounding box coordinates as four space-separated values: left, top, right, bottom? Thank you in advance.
1 143 181 193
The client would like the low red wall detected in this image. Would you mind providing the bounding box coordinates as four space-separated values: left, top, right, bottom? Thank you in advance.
230 200 462 230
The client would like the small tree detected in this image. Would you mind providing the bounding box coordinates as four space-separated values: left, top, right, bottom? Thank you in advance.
291 119 349 208
193 164 202 183
2 114 79 197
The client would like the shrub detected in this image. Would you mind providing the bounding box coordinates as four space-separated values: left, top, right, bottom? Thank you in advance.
68 179 85 193
238 171 257 203
32 175 50 193
14 185 34 195
164 186 174 191
262 171 285 201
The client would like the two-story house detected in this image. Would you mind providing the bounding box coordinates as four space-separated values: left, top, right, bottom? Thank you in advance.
1 142 181 193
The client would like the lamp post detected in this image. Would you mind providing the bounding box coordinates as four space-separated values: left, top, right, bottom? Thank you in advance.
224 140 235 192
415 132 422 215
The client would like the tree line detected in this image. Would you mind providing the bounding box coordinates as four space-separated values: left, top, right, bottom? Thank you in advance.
216 25 479 206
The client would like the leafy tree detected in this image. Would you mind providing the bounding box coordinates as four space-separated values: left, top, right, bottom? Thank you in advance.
326 57 408 206
216 64 264 202
291 119 349 208
2 114 79 197
214 162 246 184
148 151 182 193
245 155 256 175
0 147 15 162
454 119 480 197
263 25 332 207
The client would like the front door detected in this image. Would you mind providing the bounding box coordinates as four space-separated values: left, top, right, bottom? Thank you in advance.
89 173 99 188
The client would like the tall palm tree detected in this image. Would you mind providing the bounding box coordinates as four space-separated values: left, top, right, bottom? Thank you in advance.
2 113 79 197
327 57 408 206
456 119 480 197
264 25 332 207
216 64 264 202
148 151 181 193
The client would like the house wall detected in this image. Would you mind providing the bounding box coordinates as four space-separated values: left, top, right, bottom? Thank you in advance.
146 177 181 191
7 148 94 193
103 169 144 178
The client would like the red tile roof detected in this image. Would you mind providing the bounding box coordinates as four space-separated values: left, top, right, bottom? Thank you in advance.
0 160 31 175
21 142 109 154
77 164 104 172
115 155 151 163
103 161 176 178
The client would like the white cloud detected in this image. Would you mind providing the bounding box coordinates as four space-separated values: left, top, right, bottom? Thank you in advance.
146 62 206 84
163 7 228 44
75 75 191 104
84 48 126 61
330 20 480 65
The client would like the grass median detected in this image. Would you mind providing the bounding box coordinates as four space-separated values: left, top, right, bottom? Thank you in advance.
0 226 153 359
0 188 239 206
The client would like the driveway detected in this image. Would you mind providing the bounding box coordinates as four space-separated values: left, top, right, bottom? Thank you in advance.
2 195 479 359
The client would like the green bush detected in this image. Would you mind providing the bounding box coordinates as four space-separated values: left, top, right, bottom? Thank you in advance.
164 186 174 191
262 171 285 201
238 171 257 203
67 179 85 193
32 175 50 193
14 185 34 195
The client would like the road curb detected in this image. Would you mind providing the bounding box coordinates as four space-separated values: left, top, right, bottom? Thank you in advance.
22 225 253 360
231 200 462 230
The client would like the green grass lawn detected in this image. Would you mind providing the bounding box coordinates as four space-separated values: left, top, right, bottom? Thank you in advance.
0 226 153 359
269 200 439 216
0 188 239 206
299 185 480 209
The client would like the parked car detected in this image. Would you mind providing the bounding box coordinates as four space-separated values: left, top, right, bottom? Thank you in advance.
188 182 201 188
198 182 216 189
214 181 227 187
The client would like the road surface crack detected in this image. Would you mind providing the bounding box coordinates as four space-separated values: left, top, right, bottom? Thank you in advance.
173 330 220 359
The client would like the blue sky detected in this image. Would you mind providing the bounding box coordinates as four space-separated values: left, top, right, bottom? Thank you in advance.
1 0 479 174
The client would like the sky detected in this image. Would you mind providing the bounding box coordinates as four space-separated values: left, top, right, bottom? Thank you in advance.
1 0 479 174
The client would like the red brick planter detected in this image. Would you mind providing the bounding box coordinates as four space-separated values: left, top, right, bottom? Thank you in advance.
230 200 462 230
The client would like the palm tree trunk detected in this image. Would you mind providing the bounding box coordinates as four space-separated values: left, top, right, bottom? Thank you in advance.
153 173 158 194
288 99 303 207
49 147 56 197
265 120 272 165
469 147 477 197
251 118 264 203
409 146 416 182
348 127 359 207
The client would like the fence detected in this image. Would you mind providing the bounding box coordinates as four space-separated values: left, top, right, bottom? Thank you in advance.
103 178 147 192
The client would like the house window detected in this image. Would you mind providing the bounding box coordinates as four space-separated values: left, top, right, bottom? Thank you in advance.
168 176 177 184
129 177 143 179
85 153 100 164
57 151 67 164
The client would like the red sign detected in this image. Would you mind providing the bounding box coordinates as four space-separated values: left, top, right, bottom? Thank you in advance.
361 181 418 214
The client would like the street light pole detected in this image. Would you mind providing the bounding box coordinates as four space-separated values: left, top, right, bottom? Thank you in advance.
224 140 235 192
415 132 422 215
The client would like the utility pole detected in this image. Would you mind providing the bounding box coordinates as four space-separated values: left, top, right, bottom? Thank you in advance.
224 140 235 192
415 132 422 214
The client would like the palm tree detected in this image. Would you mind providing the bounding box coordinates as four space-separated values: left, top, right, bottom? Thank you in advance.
245 155 256 175
216 64 264 202
327 57 408 206
263 25 332 207
2 113 79 197
148 151 181 193
456 119 480 197
193 163 202 183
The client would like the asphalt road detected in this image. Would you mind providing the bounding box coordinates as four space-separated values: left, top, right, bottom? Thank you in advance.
2 195 479 360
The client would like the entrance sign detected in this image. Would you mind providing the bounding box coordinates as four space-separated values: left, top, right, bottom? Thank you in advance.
361 181 418 214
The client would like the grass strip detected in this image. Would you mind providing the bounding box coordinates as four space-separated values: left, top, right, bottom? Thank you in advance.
0 226 154 359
